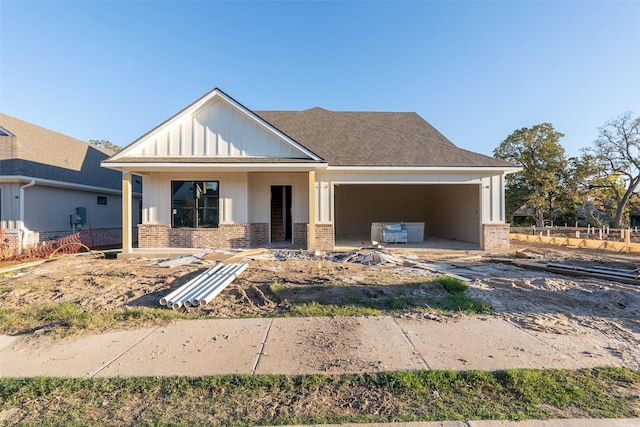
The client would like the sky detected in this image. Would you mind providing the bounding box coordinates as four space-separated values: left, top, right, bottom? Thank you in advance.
1 0 638 158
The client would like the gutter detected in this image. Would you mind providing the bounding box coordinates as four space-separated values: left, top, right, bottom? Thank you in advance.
19 180 36 251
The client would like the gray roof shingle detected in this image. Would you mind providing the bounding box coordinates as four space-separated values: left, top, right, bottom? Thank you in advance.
256 108 513 168
0 113 122 189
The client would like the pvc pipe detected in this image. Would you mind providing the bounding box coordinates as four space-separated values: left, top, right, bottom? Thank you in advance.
159 263 223 306
187 263 243 306
164 264 224 307
182 264 238 307
197 263 248 306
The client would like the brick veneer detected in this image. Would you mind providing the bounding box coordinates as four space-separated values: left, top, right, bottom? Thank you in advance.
139 223 251 249
250 223 268 247
482 223 510 250
293 223 307 248
314 223 335 251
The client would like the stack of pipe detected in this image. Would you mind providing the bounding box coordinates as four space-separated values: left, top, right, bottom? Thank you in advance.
159 262 249 310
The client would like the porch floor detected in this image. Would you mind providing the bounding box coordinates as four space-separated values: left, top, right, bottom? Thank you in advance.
334 236 480 252
118 236 479 259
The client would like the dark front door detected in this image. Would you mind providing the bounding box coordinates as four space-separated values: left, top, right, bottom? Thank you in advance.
271 185 292 242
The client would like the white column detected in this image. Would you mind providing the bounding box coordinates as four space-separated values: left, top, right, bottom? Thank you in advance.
122 172 132 253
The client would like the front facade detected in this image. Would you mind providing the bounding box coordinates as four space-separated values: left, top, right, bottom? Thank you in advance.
0 114 141 252
103 89 519 253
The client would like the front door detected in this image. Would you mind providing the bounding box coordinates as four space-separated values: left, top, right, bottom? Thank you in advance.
271 185 292 242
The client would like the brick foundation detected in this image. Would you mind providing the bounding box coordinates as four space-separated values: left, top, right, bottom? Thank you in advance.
482 223 510 250
314 223 335 251
139 223 251 249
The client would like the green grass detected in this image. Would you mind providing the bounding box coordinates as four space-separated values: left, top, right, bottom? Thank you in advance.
268 280 286 293
0 368 637 426
0 302 188 335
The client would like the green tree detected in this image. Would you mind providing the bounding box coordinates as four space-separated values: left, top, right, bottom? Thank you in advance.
494 123 567 227
581 112 640 228
89 139 122 153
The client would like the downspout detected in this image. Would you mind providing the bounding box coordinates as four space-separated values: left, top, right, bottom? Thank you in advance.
19 180 36 251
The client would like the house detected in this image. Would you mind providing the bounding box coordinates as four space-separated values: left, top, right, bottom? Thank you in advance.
0 113 141 253
102 88 519 254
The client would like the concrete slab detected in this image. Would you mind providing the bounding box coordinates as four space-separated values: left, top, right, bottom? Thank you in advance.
0 328 155 378
0 335 18 351
95 318 270 377
527 329 640 369
468 419 640 427
255 316 424 375
395 316 578 370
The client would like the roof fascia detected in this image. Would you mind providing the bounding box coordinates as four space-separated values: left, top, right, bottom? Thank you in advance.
325 166 523 174
0 125 15 136
0 175 140 196
101 161 328 173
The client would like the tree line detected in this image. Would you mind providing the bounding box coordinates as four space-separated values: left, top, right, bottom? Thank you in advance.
494 112 640 229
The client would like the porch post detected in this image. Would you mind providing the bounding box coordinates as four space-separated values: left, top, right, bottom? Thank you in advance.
308 171 316 251
122 171 132 253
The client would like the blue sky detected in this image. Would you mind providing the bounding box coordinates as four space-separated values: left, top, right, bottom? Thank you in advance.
1 1 638 158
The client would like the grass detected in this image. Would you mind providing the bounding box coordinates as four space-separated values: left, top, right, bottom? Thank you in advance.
0 302 189 336
281 276 491 317
0 368 637 425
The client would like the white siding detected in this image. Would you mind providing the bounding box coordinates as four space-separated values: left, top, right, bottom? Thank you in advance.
142 172 249 225
134 99 306 159
248 172 309 223
481 175 506 223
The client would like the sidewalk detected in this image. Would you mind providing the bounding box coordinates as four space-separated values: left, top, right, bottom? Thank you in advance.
1 316 638 427
1 315 636 377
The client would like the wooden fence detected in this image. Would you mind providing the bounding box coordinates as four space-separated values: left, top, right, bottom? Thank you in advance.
510 229 640 254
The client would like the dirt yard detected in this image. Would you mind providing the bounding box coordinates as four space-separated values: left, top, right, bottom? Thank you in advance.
1 241 639 367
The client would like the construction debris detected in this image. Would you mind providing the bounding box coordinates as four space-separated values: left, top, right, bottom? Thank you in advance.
328 249 401 265
154 252 209 268
515 248 545 260
404 261 472 282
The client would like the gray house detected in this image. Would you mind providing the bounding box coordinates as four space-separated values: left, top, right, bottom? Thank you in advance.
103 88 519 253
0 113 141 252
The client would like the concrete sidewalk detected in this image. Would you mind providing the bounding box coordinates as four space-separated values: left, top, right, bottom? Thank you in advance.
1 316 639 427
0 315 636 377
275 420 640 427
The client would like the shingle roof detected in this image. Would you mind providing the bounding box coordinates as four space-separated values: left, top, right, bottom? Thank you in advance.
0 113 121 189
256 108 513 168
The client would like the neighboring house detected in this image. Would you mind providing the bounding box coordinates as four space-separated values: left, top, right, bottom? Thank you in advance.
0 113 141 252
102 88 519 254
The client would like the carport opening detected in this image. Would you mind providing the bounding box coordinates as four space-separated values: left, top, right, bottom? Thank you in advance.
334 184 480 247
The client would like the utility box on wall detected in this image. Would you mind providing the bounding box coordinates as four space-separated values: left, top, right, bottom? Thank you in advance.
70 207 87 229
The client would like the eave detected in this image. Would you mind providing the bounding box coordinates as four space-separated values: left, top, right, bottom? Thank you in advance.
101 161 329 173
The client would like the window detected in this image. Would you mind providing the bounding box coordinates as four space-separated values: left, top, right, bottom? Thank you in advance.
171 181 219 228
97 196 108 205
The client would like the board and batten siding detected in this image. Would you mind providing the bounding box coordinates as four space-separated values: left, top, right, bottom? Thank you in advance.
248 172 309 223
133 100 302 158
142 172 249 225
316 170 506 224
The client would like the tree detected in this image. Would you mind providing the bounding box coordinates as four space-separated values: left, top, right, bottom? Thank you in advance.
494 123 567 227
581 112 640 228
89 139 122 153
